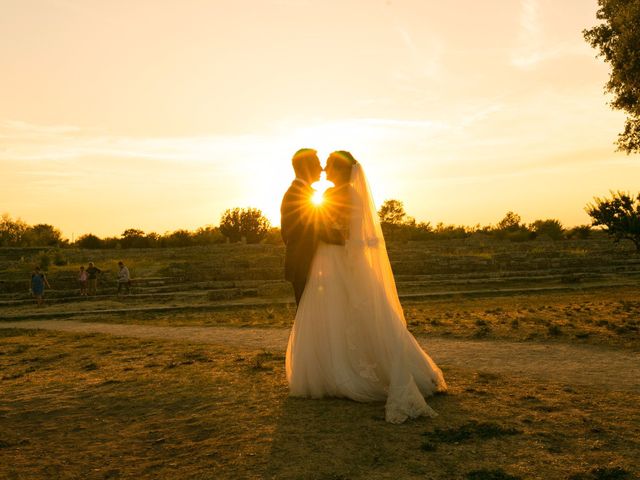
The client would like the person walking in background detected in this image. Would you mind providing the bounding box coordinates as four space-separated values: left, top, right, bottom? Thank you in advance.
78 266 88 296
117 261 131 296
86 262 101 295
30 266 51 306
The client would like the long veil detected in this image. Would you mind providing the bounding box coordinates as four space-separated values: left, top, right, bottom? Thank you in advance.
347 163 406 322
346 163 443 422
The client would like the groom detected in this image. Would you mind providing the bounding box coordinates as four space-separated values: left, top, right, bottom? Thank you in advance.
281 148 343 306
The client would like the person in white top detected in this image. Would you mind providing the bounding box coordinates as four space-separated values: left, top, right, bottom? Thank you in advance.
117 261 131 295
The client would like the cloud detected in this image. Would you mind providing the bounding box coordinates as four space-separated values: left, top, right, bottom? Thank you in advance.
511 0 544 69
0 120 268 166
510 0 592 69
0 120 83 138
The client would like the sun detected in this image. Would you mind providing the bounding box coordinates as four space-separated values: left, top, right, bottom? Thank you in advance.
311 190 324 205
311 173 334 206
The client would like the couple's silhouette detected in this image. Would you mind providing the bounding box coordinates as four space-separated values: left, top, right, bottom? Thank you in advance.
280 149 447 424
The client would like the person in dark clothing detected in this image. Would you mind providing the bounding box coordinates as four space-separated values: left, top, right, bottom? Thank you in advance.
280 148 344 306
86 262 102 295
30 266 51 306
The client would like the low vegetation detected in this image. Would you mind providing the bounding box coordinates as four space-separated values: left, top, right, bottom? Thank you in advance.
3 190 639 250
0 328 637 479
1 232 639 478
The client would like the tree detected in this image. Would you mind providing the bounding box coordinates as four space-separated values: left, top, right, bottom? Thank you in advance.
496 211 522 231
219 208 271 244
120 228 147 248
23 224 64 246
378 199 407 225
584 0 640 153
494 212 535 242
378 199 413 241
145 232 160 248
0 214 28 246
163 229 194 248
76 233 103 249
586 191 640 251
530 219 564 241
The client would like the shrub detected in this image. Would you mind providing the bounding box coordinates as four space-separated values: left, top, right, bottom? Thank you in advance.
432 223 470 240
566 225 591 240
192 226 225 245
531 219 564 241
76 234 103 249
101 236 120 249
262 227 284 245
38 253 50 271
506 229 535 242
53 250 67 266
162 229 194 248
120 228 149 249
491 212 535 242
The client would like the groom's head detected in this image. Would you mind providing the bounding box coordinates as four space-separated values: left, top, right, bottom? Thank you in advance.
292 148 322 184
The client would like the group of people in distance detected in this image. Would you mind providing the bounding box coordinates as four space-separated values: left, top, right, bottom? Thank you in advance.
77 262 102 296
30 260 131 306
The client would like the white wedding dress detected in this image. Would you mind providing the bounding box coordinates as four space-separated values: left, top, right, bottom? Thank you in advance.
286 163 447 424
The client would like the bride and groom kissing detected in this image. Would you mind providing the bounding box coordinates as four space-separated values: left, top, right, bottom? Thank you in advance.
280 149 447 424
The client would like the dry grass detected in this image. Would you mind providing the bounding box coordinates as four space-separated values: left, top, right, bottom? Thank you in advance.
402 289 640 351
1 329 638 479
36 287 638 352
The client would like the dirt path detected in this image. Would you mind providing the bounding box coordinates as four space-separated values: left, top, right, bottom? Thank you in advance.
2 320 638 393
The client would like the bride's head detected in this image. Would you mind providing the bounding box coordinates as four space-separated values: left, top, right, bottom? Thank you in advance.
326 151 357 186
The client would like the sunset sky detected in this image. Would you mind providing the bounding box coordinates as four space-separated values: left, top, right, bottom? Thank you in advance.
1 0 639 238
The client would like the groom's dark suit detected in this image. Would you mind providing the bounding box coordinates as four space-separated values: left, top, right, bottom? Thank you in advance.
281 179 343 306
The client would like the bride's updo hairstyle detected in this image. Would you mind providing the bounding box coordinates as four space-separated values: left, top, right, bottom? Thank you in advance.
327 150 357 185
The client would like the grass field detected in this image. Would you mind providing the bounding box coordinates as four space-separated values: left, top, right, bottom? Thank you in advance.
1 239 639 479
1 328 638 480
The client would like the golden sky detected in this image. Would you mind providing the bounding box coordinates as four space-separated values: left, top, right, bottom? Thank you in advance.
1 0 638 238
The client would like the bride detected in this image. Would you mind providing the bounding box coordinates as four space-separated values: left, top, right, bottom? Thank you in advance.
285 151 447 424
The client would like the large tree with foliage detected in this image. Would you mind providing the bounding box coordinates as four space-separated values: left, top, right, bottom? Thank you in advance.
219 208 271 244
378 199 407 226
584 0 640 153
377 199 412 241
0 214 28 246
23 224 64 246
496 211 522 232
586 191 640 251
76 233 103 249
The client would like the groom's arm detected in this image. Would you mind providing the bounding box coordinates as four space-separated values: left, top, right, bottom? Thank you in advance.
280 188 302 245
